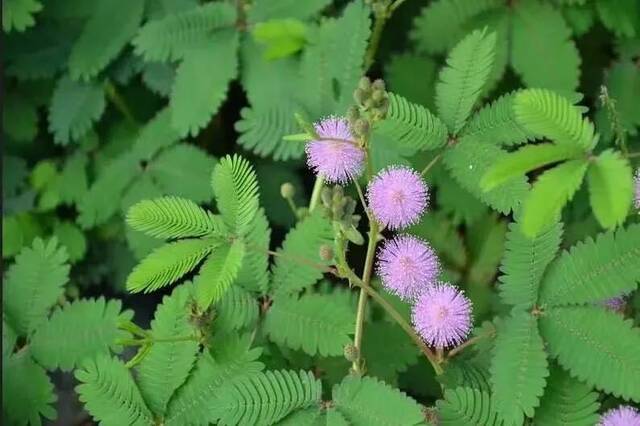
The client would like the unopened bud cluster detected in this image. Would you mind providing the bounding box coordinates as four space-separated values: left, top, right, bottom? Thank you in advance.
348 77 389 139
320 185 364 245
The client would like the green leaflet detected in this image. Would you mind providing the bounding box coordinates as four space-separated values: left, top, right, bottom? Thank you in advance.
127 196 224 240
511 0 580 98
361 321 419 384
533 365 600 426
253 19 307 60
211 154 260 237
215 285 259 330
75 355 154 426
137 284 199 417
270 210 334 295
248 0 332 23
521 159 588 238
375 92 448 151
68 0 144 80
411 0 502 54
263 293 354 357
3 238 69 335
2 0 42 32
194 239 246 310
211 370 322 425
596 0 639 38
459 92 536 147
133 3 236 62
539 305 640 401
235 208 271 295
481 143 579 191
170 29 238 137
499 221 563 308
3 352 56 426
513 89 596 151
30 298 133 372
586 150 633 229
435 28 497 134
332 376 425 426
436 386 500 426
539 223 640 306
126 238 216 293
48 75 106 146
165 345 264 425
443 137 529 214
490 310 548 425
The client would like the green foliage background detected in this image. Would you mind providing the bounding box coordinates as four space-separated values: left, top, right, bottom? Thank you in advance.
3 0 640 425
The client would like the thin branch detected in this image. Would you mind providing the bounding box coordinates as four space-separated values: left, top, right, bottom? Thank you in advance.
420 153 443 177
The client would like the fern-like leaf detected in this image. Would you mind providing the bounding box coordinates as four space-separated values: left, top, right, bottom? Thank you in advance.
539 223 640 306
436 386 500 426
165 344 264 425
48 75 106 145
521 159 588 238
133 3 237 62
443 137 529 214
264 293 354 357
491 310 549 425
533 364 600 426
75 355 154 426
30 298 133 372
539 305 640 401
513 89 596 151
410 0 502 54
2 0 42 32
511 1 580 98
376 92 448 151
332 376 425 425
127 196 224 240
270 210 334 295
481 143 579 192
126 238 216 293
586 150 634 229
170 30 238 137
499 221 563 308
3 352 56 426
137 284 199 417
248 0 332 23
235 208 271 294
211 370 322 426
215 285 259 330
68 0 144 80
3 238 69 335
435 28 496 134
194 239 245 310
211 154 260 237
460 92 537 147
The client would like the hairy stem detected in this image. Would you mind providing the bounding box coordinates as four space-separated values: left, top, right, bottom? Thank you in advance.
420 152 443 177
104 80 138 126
364 12 387 71
250 245 337 275
351 219 380 373
345 267 443 375
309 177 324 212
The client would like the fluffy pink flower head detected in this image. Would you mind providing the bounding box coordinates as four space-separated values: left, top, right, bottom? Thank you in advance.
412 283 472 349
367 166 429 230
376 235 440 301
599 405 640 426
305 117 365 183
634 169 640 210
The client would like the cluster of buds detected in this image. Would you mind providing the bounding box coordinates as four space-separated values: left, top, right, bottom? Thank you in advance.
320 185 364 245
348 77 390 139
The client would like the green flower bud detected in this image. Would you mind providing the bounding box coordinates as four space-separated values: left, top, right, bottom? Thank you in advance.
358 76 372 91
347 106 360 123
354 88 367 105
319 244 334 261
280 182 296 199
343 343 359 362
354 119 370 136
372 78 386 92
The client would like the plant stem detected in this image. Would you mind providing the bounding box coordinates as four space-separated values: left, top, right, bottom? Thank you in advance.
309 177 324 212
420 152 443 177
104 80 138 126
447 334 487 358
626 151 640 158
351 219 380 374
252 246 337 275
345 267 443 375
364 10 388 71
353 179 371 220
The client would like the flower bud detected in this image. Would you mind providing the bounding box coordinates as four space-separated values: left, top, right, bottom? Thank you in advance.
358 76 372 91
354 88 367 105
319 244 334 261
280 182 296 199
343 343 359 362
372 78 386 92
354 119 370 136
347 106 360 123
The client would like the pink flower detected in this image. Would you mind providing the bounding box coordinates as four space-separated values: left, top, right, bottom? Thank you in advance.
376 235 440 301
599 405 640 426
367 166 429 230
412 283 472 349
305 117 365 183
